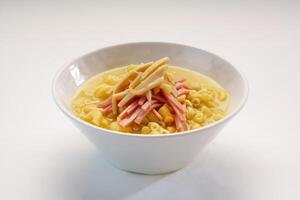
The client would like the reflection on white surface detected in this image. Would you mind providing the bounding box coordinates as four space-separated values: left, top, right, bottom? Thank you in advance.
70 64 85 86
45 143 261 200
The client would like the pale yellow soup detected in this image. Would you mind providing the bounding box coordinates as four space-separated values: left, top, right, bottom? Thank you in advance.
72 65 229 134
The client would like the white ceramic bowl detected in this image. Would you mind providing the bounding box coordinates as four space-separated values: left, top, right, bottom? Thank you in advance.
52 42 249 174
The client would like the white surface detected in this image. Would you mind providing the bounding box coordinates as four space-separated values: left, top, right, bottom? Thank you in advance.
0 0 299 199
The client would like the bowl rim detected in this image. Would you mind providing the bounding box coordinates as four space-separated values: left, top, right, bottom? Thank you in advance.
52 41 249 138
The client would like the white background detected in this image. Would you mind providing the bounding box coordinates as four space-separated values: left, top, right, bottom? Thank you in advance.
1 0 299 199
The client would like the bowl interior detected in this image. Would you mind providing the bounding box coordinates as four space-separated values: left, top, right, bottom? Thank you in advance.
53 42 247 119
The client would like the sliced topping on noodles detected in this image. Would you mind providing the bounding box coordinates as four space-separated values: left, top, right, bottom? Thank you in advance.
98 57 191 131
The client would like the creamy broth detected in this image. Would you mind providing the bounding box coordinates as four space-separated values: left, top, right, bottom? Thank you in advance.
72 59 229 134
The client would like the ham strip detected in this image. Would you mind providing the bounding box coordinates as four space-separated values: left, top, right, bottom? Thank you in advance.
174 78 186 83
152 94 166 103
97 97 112 108
175 115 184 131
176 83 191 90
152 109 163 121
118 107 142 127
138 96 147 105
162 91 187 131
141 99 159 111
141 101 151 110
153 87 160 94
134 109 150 124
118 100 139 120
177 88 190 96
151 99 159 104
162 92 186 112
171 104 185 121
135 103 162 124
101 104 112 114
98 90 128 109
126 101 139 114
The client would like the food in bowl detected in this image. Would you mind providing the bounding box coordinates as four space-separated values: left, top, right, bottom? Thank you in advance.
53 42 248 175
72 57 229 134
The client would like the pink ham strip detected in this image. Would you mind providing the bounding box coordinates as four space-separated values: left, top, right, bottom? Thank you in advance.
175 115 184 131
151 99 159 104
152 109 163 121
138 96 147 105
97 92 127 109
152 94 166 103
171 104 185 121
153 88 160 95
141 101 151 110
126 100 139 114
97 97 112 108
162 92 187 131
118 100 139 120
152 103 162 108
176 84 191 90
134 110 149 124
141 99 159 111
183 103 186 107
177 88 190 96
101 104 112 115
166 103 175 114
118 107 142 127
162 92 186 112
174 78 186 83
135 103 162 124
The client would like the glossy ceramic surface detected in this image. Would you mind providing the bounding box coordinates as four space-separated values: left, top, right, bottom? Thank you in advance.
52 42 248 174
